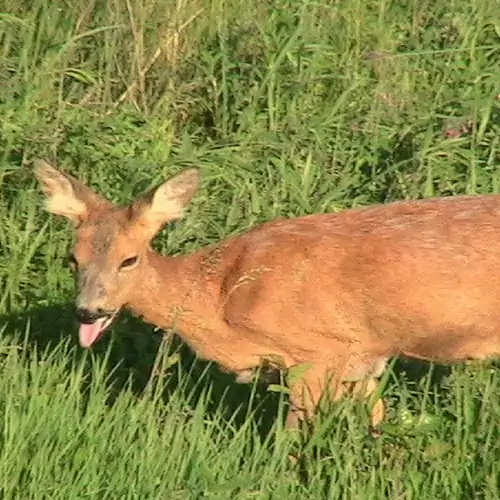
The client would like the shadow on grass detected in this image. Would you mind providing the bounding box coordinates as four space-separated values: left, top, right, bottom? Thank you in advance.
0 301 464 442
0 302 283 440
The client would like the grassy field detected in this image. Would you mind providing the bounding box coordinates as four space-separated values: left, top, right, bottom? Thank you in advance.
1 0 500 497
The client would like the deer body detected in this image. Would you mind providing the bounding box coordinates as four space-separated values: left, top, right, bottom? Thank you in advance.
34 160 500 429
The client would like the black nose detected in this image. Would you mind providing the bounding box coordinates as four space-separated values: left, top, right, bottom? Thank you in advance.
75 308 106 324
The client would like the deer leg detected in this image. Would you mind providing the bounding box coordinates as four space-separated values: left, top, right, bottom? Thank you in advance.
345 378 385 428
285 356 388 430
285 364 345 429
285 366 384 466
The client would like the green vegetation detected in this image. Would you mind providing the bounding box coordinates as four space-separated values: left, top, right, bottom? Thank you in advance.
1 0 500 497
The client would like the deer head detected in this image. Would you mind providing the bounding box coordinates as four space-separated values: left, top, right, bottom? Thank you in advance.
34 159 201 347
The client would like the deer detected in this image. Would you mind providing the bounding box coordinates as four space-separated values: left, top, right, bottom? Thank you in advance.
33 158 500 433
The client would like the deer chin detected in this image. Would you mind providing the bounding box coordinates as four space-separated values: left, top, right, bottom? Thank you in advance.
78 314 116 348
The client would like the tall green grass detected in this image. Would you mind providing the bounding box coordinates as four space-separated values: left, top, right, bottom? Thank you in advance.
1 0 500 497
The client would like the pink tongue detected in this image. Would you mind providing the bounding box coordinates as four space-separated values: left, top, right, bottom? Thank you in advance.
79 321 104 348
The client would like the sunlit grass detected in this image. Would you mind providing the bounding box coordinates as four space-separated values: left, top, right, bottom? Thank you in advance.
1 0 500 497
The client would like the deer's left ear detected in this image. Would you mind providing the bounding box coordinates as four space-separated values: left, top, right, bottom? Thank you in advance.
131 168 201 238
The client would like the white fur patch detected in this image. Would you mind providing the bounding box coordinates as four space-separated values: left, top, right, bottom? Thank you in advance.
45 194 86 218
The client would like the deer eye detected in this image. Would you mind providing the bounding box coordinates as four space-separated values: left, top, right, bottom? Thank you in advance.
119 256 139 270
68 253 78 269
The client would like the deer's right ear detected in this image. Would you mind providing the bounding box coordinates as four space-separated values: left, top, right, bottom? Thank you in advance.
33 159 107 225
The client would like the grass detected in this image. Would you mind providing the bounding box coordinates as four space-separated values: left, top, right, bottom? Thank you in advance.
1 0 500 497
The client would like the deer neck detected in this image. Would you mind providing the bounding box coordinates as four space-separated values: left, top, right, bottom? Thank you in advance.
127 249 208 334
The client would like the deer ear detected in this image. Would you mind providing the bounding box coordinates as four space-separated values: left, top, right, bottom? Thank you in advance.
132 168 201 237
34 159 110 225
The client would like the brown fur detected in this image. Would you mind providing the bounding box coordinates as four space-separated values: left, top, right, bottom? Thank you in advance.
34 159 500 429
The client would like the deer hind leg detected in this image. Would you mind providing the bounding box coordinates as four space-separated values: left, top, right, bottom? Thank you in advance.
285 356 388 430
345 378 385 428
285 364 340 429
285 363 358 429
342 356 388 428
